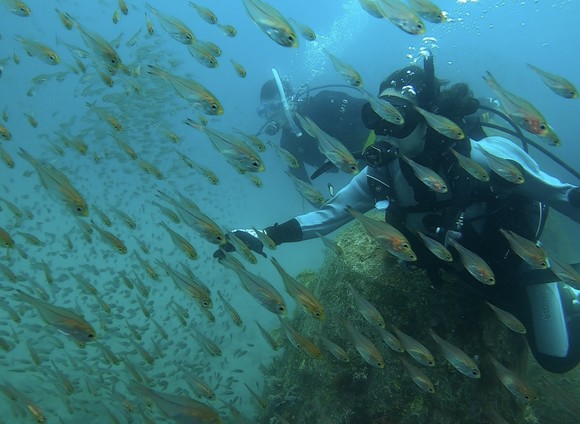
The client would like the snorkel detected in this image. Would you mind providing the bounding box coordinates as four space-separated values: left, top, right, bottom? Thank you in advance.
271 67 302 137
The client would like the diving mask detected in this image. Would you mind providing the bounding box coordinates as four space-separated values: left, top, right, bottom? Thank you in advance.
256 100 283 119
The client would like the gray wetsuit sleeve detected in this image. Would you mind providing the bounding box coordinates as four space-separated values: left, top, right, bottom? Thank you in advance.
295 167 375 240
474 137 580 224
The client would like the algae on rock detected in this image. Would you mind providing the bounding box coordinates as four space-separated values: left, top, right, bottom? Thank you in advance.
256 219 542 424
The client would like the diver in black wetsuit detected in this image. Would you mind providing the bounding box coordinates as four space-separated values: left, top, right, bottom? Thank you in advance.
257 79 371 184
222 57 580 374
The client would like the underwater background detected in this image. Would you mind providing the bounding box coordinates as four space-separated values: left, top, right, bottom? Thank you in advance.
0 0 579 423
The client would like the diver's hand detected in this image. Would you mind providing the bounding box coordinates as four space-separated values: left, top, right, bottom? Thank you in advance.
212 229 266 259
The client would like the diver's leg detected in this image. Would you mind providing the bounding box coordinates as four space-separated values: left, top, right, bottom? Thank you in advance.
525 282 580 373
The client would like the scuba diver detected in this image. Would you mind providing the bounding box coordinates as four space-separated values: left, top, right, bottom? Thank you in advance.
257 73 371 185
221 56 580 373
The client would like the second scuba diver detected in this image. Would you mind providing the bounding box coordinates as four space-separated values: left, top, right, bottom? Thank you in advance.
257 75 370 185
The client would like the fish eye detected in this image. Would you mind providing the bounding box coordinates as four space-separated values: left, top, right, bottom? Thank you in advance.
88 333 95 338
76 206 84 212
278 306 285 312
402 243 409 249
210 104 218 111
110 58 117 64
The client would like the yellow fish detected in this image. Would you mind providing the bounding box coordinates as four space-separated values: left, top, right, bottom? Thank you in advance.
408 0 447 23
348 283 385 328
449 238 496 285
0 145 14 168
343 320 385 368
145 12 155 34
400 357 435 393
346 206 416 261
91 222 128 254
414 106 465 140
186 121 264 172
527 63 578 99
232 266 287 315
266 140 300 168
189 1 218 24
361 90 404 125
358 0 384 18
157 260 212 308
477 145 525 184
14 36 60 65
392 325 435 366
429 329 480 378
157 190 226 245
321 336 350 362
0 123 12 140
118 0 128 14
488 355 537 401
182 368 216 401
230 59 247 78
200 41 222 57
187 42 218 68
324 49 364 87
217 291 243 327
291 18 316 41
416 231 453 262
130 382 221 423
483 71 551 138
448 147 490 182
279 317 322 359
75 22 126 75
18 148 89 216
217 23 237 37
285 171 326 207
16 289 96 344
145 3 195 44
86 102 123 131
271 257 325 320
295 113 358 174
0 226 15 248
401 155 448 193
2 0 31 16
486 301 527 334
499 228 549 269
55 8 74 29
242 0 298 47
255 320 279 351
148 65 223 115
160 222 198 260
376 0 426 35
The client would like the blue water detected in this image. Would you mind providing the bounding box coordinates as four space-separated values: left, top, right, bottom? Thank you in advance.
0 1 578 422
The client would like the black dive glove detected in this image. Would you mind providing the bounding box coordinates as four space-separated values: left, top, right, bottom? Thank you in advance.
569 187 580 208
212 219 303 259
212 229 266 259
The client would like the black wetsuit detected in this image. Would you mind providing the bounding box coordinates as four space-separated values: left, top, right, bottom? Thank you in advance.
280 90 370 183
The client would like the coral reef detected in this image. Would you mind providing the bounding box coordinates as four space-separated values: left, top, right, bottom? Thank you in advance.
254 218 566 424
